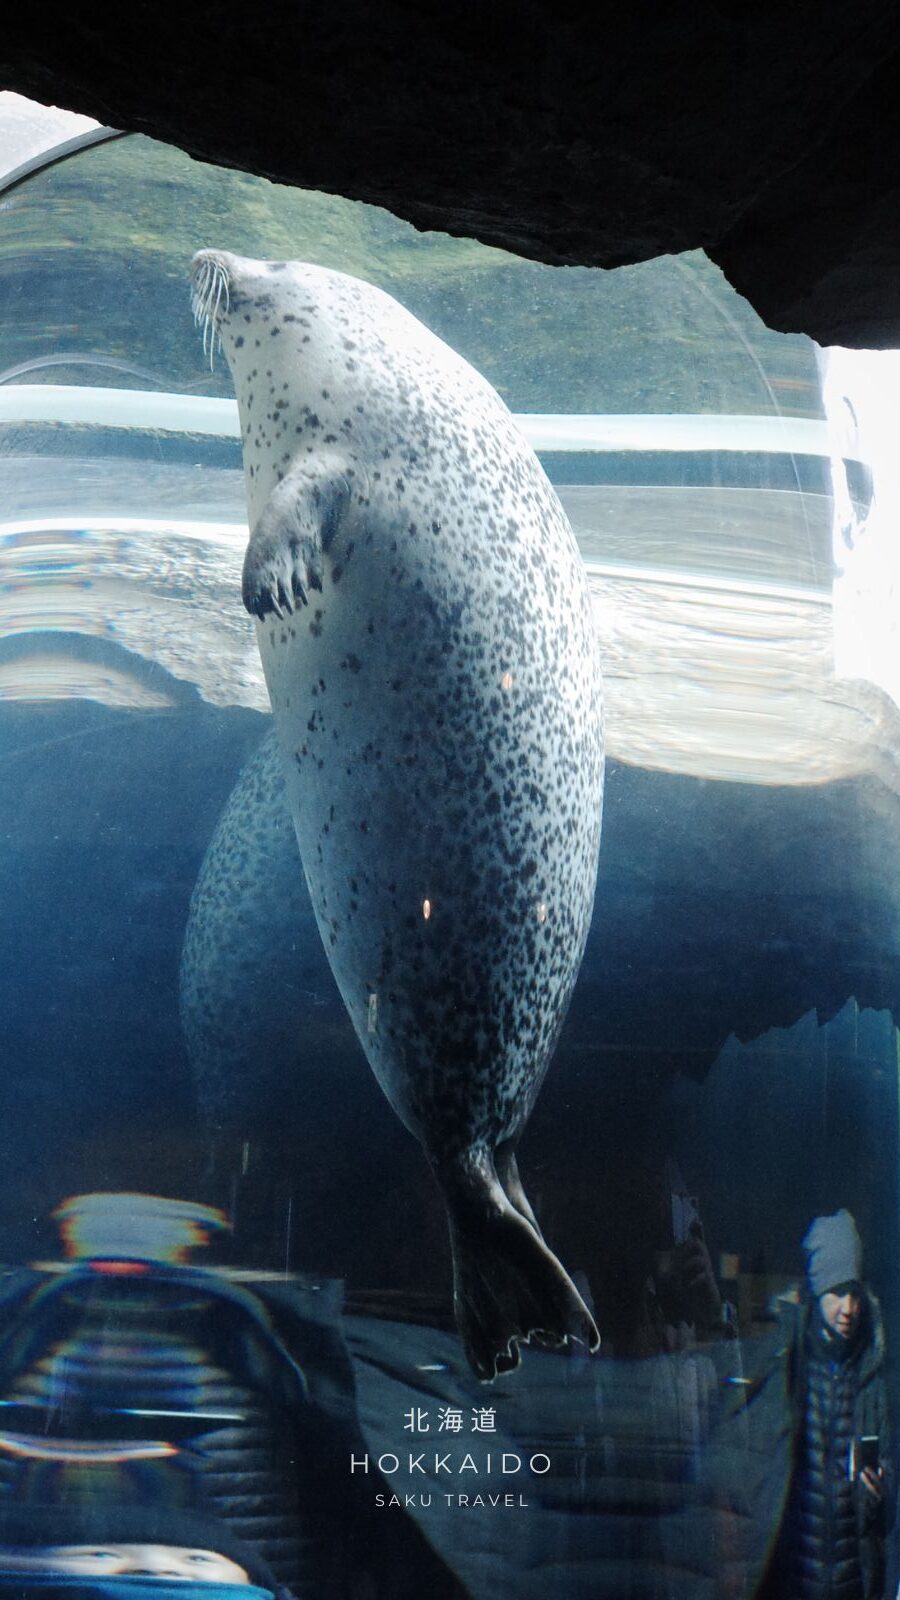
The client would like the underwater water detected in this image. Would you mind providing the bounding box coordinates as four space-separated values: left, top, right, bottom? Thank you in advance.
1 108 900 1600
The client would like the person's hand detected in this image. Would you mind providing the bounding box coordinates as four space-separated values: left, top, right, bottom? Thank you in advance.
680 1222 723 1326
860 1466 883 1501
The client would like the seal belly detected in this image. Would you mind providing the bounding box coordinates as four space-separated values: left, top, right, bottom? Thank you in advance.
256 467 601 1158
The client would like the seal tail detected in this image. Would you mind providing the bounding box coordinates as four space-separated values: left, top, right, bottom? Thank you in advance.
436 1146 600 1381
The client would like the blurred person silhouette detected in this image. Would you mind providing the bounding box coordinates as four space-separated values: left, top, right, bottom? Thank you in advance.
0 1193 465 1600
635 1160 736 1357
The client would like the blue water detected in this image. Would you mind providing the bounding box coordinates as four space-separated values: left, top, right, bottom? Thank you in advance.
0 119 898 1600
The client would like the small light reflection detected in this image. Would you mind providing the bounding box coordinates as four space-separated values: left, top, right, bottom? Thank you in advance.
422 899 432 920
121 1409 244 1421
500 671 514 691
0 1434 176 1463
367 992 379 1033
536 902 548 924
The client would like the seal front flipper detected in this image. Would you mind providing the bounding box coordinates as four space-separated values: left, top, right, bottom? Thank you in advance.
438 1147 600 1382
242 455 352 619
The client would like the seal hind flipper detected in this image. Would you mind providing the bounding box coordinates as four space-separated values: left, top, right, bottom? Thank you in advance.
494 1139 543 1238
439 1147 600 1382
242 457 351 619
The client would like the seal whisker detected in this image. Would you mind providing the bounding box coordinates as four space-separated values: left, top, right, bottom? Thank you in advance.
191 254 230 371
207 290 216 366
209 273 225 371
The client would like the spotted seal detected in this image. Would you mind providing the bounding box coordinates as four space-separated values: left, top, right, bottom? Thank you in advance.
190 250 605 1379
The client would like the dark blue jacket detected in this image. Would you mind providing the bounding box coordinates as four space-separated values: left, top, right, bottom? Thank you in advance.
714 1288 890 1600
783 1298 886 1598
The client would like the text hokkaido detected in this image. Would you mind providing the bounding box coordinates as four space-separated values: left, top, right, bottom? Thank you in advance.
350 1452 551 1475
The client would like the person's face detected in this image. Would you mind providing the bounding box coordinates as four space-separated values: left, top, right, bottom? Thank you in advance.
819 1286 862 1339
0 1545 250 1583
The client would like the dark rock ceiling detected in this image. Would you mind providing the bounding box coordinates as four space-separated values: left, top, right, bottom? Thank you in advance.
2 4 900 346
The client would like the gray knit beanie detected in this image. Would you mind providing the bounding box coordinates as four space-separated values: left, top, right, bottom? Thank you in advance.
803 1209 863 1297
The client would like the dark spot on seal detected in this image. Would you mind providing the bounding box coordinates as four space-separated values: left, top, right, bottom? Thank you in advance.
235 336 245 348
341 654 362 673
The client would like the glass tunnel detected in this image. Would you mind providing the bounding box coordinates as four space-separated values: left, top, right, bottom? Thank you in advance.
1 92 900 1600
